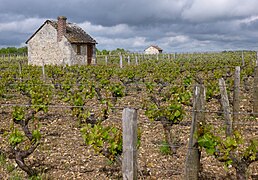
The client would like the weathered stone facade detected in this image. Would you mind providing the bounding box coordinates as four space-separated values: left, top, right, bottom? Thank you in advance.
26 16 97 66
144 45 163 55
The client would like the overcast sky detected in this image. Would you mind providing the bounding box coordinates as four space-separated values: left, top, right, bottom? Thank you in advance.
1 0 258 52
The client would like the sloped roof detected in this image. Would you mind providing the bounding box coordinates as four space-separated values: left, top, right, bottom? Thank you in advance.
26 20 97 44
145 45 163 51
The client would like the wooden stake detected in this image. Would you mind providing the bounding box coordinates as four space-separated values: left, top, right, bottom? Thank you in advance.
122 108 138 180
120 55 123 68
253 66 258 117
105 55 108 65
42 60 46 82
256 51 258 66
135 55 138 65
219 78 232 137
185 83 205 180
241 51 245 67
233 66 240 124
127 55 130 65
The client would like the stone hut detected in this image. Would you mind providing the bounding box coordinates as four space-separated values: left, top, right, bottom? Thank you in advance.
144 45 163 55
26 16 97 66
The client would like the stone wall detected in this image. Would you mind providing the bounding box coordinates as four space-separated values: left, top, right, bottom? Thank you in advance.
28 23 63 65
59 38 73 66
71 44 87 65
27 22 95 66
144 46 160 55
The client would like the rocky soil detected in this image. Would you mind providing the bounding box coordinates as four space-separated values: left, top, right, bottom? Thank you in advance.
0 84 257 180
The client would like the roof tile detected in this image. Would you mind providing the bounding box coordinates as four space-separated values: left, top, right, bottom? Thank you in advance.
49 20 97 44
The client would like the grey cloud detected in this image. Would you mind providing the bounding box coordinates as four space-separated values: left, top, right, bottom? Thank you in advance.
0 0 258 51
0 31 26 46
240 18 258 32
0 0 187 25
182 0 258 23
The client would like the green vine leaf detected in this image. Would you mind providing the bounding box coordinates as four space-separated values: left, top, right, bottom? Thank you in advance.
198 133 217 155
12 106 25 121
32 129 41 143
9 128 24 146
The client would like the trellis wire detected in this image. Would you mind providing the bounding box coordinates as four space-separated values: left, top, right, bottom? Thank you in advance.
1 103 258 126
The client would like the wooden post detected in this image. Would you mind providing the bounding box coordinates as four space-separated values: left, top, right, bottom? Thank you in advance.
219 78 232 137
185 83 205 180
105 55 108 65
93 56 96 65
156 54 159 61
241 51 245 67
120 55 123 68
42 60 46 82
253 66 258 117
233 66 240 124
24 53 26 62
18 61 22 75
127 55 130 65
256 52 258 66
122 108 138 180
135 55 138 65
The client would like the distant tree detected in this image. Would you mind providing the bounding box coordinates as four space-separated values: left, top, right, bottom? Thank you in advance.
17 47 27 54
101 49 110 55
0 46 27 54
96 48 101 55
111 48 130 55
95 49 110 55
95 48 130 55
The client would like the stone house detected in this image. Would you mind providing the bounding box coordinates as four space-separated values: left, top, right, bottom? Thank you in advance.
26 16 97 66
144 45 163 55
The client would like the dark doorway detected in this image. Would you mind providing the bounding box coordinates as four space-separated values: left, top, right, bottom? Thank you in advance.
87 44 93 65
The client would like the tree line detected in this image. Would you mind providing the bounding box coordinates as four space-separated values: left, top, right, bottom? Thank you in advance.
0 47 27 54
0 47 130 55
96 48 130 55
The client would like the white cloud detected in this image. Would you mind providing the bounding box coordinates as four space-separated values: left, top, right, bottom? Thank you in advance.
132 37 146 47
182 0 258 22
95 36 147 51
0 17 44 33
239 16 258 24
79 21 134 37
79 21 148 51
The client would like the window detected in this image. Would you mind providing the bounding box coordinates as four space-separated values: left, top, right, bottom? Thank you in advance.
76 45 81 55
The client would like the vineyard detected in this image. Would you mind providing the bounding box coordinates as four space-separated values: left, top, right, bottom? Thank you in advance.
0 51 257 179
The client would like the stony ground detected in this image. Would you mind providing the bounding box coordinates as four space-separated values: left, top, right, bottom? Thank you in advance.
0 87 257 180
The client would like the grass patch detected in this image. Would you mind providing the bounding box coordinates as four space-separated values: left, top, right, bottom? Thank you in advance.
0 152 6 166
159 141 171 155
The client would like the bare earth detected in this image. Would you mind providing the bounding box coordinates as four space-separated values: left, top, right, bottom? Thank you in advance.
0 85 257 180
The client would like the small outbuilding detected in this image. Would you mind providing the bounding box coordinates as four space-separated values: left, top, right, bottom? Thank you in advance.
144 45 163 55
26 16 97 66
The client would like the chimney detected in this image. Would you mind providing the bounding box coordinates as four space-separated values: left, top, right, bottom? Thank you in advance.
57 16 67 42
